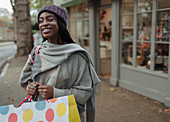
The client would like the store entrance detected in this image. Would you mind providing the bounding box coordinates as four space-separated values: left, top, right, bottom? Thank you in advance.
99 7 112 80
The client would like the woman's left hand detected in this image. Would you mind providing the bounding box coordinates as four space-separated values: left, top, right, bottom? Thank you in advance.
38 85 53 99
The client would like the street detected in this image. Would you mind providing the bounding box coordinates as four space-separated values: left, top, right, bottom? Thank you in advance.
0 44 17 62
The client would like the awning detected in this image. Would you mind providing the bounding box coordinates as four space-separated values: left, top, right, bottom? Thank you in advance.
61 0 88 7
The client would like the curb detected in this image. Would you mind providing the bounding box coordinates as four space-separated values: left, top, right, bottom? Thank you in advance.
0 59 7 74
0 42 15 47
0 55 15 74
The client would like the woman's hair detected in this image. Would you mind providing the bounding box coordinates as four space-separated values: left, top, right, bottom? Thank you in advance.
56 17 75 44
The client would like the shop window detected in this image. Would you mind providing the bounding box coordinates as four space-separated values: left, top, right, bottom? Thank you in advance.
121 0 169 74
100 0 112 6
122 42 133 65
136 42 151 68
69 2 89 50
122 15 134 42
121 0 134 65
138 0 152 12
157 0 170 10
122 0 134 14
154 44 169 73
154 0 170 74
136 12 152 68
156 11 170 42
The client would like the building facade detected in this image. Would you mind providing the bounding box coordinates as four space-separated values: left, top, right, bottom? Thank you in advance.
54 0 170 107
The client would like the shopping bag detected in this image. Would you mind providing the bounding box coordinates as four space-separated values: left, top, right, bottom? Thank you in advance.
0 95 81 122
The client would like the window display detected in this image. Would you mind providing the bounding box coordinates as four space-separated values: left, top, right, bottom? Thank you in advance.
155 0 170 73
122 42 133 65
121 0 134 65
136 1 152 68
156 11 170 42
121 0 169 74
70 2 89 50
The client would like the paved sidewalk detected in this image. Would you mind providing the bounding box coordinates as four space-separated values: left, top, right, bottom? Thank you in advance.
0 56 170 122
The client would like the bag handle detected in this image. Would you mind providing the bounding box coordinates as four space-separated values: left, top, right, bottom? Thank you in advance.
29 45 41 64
18 95 49 107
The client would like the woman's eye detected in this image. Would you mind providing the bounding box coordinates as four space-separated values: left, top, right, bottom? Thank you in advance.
47 18 54 22
39 20 43 23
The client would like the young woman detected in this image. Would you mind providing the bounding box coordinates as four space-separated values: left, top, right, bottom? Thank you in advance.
19 5 100 122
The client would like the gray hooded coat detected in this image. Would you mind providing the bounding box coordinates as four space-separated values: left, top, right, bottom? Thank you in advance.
19 41 100 122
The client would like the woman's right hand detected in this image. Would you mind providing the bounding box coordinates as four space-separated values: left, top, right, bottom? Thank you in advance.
27 82 40 95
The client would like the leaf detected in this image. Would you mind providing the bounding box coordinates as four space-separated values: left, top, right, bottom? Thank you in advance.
109 88 115 91
144 97 147 100
159 109 162 113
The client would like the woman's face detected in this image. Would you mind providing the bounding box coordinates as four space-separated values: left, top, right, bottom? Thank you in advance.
39 12 59 41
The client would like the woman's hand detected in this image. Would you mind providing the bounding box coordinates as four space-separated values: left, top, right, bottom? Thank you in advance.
38 85 53 99
27 82 40 95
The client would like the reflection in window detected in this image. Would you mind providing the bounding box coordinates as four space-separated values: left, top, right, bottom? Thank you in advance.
122 42 133 65
69 1 89 49
83 2 89 18
156 10 170 42
122 15 134 41
76 4 83 19
137 13 152 43
122 0 134 14
138 0 152 12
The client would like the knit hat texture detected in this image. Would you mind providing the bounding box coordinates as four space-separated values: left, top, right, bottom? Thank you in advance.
38 5 67 26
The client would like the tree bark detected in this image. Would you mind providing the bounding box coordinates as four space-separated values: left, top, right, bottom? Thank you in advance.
14 0 33 57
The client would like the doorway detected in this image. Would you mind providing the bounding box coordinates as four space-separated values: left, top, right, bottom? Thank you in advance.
99 7 112 80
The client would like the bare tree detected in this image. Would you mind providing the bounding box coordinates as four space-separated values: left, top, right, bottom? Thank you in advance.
11 0 33 57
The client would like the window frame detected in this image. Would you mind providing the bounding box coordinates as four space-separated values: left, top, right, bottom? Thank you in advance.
120 0 169 74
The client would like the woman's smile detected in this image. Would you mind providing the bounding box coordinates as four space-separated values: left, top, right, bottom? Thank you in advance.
42 28 51 34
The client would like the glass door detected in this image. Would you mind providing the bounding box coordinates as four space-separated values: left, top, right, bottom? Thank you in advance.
99 7 112 80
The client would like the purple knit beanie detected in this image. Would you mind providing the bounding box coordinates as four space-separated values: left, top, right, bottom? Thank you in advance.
38 5 67 26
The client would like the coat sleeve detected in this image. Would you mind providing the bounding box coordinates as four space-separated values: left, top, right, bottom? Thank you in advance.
19 46 37 88
53 54 93 105
19 57 33 88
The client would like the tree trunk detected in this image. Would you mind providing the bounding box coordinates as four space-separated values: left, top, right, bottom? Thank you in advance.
14 0 33 57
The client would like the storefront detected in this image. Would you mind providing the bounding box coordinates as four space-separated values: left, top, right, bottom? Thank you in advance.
56 0 170 107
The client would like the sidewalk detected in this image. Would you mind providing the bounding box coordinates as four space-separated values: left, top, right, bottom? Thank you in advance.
0 56 170 122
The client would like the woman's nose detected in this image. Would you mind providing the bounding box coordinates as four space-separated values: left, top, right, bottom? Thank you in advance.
41 20 48 25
